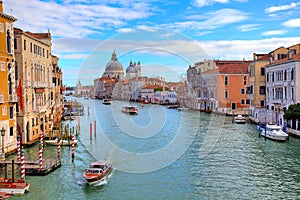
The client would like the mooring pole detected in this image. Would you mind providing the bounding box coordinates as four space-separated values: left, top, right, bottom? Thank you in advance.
17 135 21 161
21 147 25 181
90 123 92 140
71 134 75 162
94 120 96 138
12 159 14 180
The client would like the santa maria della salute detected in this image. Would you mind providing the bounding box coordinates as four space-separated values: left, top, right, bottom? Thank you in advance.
91 50 168 102
102 50 141 79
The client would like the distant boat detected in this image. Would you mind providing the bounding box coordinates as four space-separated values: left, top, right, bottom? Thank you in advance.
177 107 188 111
141 100 150 104
102 99 112 105
0 178 30 195
122 105 138 115
167 105 178 109
45 138 78 146
83 160 112 185
259 123 289 141
234 115 246 124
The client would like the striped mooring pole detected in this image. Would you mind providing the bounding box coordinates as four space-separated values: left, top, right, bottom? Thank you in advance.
71 134 75 162
21 147 25 181
39 141 43 170
17 135 21 161
57 137 61 160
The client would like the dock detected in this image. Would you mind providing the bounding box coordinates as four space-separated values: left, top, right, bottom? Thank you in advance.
0 159 61 176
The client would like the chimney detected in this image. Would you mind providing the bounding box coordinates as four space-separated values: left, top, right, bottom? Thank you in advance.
0 0 3 13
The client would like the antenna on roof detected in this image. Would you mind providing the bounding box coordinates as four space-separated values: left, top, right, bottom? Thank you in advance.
10 9 13 15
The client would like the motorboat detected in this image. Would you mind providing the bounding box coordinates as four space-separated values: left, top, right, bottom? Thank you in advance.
167 105 178 109
83 161 112 185
259 123 289 141
45 138 78 146
234 115 246 124
102 99 112 105
122 105 138 115
0 178 30 195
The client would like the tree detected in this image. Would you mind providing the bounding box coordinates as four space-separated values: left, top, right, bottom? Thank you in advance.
284 103 300 120
284 103 300 129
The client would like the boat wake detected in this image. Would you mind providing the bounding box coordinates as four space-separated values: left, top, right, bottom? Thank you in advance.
93 170 114 187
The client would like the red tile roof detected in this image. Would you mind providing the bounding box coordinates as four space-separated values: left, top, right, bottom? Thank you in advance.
202 62 250 75
25 31 51 39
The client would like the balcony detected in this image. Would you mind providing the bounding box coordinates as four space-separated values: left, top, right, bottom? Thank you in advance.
33 81 48 88
25 80 31 87
9 94 17 103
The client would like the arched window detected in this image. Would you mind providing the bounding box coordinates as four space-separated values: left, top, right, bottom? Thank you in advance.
15 62 18 80
7 29 11 53
284 70 287 81
291 68 294 80
8 73 12 94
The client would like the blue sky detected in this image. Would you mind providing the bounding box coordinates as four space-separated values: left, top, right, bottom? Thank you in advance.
4 0 300 86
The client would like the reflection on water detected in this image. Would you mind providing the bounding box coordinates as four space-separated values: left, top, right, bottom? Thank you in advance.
9 97 300 200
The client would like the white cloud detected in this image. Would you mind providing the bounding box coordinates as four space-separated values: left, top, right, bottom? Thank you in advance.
4 0 156 38
117 28 136 33
282 18 300 27
262 30 287 36
237 24 260 32
167 9 248 31
193 0 229 7
193 0 247 7
265 2 300 13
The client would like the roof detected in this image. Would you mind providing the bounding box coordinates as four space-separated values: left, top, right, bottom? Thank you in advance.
143 85 161 89
202 62 250 75
25 31 51 39
0 12 17 22
270 52 300 65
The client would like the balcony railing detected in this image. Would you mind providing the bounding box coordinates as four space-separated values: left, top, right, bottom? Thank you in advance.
9 94 18 103
25 80 31 87
33 81 48 88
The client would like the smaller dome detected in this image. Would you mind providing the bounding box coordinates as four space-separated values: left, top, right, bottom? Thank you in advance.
126 60 137 73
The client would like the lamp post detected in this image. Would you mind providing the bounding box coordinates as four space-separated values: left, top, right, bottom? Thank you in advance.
1 127 5 160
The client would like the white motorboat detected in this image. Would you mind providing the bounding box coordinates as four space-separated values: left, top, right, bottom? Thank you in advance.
102 99 112 105
122 105 138 115
259 123 289 141
83 160 112 185
45 138 78 146
234 115 246 124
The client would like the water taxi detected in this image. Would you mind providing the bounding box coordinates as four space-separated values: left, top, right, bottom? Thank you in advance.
83 161 112 185
122 105 138 115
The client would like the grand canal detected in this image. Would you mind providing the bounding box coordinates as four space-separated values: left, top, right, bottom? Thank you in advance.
8 97 300 199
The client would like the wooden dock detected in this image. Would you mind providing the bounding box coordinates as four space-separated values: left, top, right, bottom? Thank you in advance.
0 159 61 176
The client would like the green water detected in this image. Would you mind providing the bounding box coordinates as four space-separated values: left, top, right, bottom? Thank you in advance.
7 98 300 200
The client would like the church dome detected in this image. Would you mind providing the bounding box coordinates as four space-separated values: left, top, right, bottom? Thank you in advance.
103 50 124 78
126 60 137 73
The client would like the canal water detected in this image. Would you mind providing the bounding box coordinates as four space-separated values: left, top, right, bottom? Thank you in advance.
8 98 300 199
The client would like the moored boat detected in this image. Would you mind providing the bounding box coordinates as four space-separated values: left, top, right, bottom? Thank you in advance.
0 178 30 195
83 161 112 185
234 115 246 124
102 99 112 105
259 123 289 141
122 105 138 115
